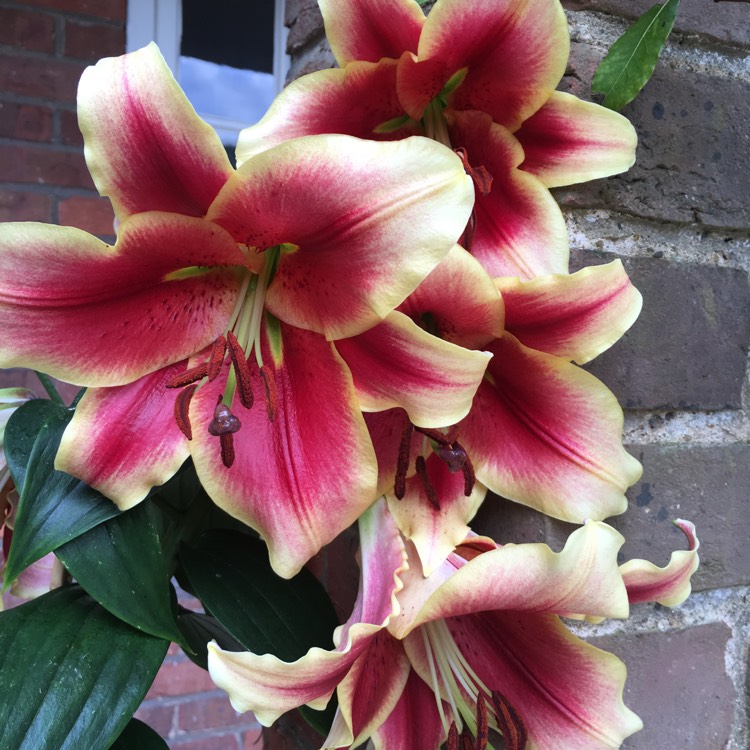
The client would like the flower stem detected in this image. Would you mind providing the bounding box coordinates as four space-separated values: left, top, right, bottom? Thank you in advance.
35 371 65 406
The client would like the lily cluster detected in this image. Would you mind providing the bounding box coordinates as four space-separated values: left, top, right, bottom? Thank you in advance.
0 0 698 748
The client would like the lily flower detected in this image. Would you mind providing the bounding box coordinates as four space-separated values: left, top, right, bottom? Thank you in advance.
235 0 637 278
0 44 478 577
207 500 699 749
362 246 642 573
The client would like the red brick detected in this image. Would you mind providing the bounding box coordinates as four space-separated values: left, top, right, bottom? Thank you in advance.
0 54 85 102
64 20 124 61
177 695 254 732
60 109 83 146
0 190 52 222
0 102 53 142
58 195 114 235
243 727 264 749
172 734 242 750
19 0 126 21
133 703 176 739
0 144 93 189
146 658 218 699
0 8 55 53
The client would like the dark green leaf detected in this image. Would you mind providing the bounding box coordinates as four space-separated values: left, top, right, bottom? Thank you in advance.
110 718 168 750
4 398 63 490
57 500 186 646
176 609 245 670
180 529 340 661
592 0 680 111
3 407 121 585
0 586 168 750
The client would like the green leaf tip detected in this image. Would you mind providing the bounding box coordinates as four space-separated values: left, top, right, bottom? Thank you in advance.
592 0 680 111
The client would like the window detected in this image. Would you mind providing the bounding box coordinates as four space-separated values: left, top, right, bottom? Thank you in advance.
126 0 288 145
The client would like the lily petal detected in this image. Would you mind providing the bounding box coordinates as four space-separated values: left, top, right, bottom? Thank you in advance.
462 334 642 522
207 499 407 725
405 611 643 749
336 310 491 428
621 520 700 607
0 213 245 385
78 43 232 220
236 60 418 165
208 134 474 340
413 0 569 129
446 110 569 279
394 521 628 637
497 260 643 364
189 322 378 579
319 0 425 66
56 363 190 509
516 92 638 188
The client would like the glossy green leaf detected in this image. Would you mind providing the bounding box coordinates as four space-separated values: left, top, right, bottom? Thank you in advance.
592 0 680 111
3 407 121 585
110 718 168 750
176 609 245 670
0 586 168 750
56 500 186 646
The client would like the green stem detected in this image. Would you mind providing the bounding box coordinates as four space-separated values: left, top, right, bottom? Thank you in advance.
35 371 65 406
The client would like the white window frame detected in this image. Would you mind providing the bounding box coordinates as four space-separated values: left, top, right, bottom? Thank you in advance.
126 0 289 143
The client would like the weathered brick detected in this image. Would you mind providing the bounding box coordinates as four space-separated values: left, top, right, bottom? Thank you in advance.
286 0 325 54
243 726 264 749
563 0 750 48
177 695 254 732
554 42 750 230
0 54 85 101
574 251 750 410
550 444 750 591
133 702 176 739
146 658 218 699
0 144 94 189
58 194 114 235
262 710 324 749
286 38 336 82
64 19 124 61
588 624 734 749
60 109 83 146
0 190 52 222
19 0 126 21
0 102 53 142
473 492 549 546
0 8 56 54
172 734 242 750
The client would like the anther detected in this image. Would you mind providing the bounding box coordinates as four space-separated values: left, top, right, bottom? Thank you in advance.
415 455 440 509
454 147 493 196
414 424 458 446
491 691 527 750
219 433 236 468
475 693 489 750
260 366 277 422
207 335 228 382
226 332 254 409
166 362 209 389
173 384 198 440
208 401 242 436
453 441 475 496
394 415 414 500
447 723 459 750
459 728 473 750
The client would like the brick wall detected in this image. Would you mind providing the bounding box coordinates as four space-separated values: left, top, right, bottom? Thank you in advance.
283 0 750 748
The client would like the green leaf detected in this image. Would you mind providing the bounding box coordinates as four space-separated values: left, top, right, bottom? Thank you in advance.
181 530 341 733
110 718 168 750
176 609 245 670
592 0 680 111
56 500 187 647
3 407 121 585
0 586 168 750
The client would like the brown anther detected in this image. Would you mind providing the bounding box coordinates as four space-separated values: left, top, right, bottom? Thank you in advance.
394 414 414 500
207 335 228 382
454 146 493 196
435 444 468 473
414 424 458 446
166 362 209 389
260 366 277 422
446 723 460 750
219 433 235 468
208 401 242 436
475 694 489 750
453 440 475 496
415 455 440 509
226 332 254 409
491 690 528 750
460 727 474 750
173 384 198 440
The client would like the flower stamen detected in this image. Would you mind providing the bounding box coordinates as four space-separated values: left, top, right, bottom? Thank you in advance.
415 455 440 509
207 334 228 382
227 331 254 409
166 362 209 389
173 383 198 440
260 365 277 422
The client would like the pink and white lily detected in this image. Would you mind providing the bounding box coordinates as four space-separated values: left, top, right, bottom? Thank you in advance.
235 0 637 278
364 247 642 573
207 501 699 749
0 44 479 578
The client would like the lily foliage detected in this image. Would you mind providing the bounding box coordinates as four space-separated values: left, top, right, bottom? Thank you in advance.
0 1 697 749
